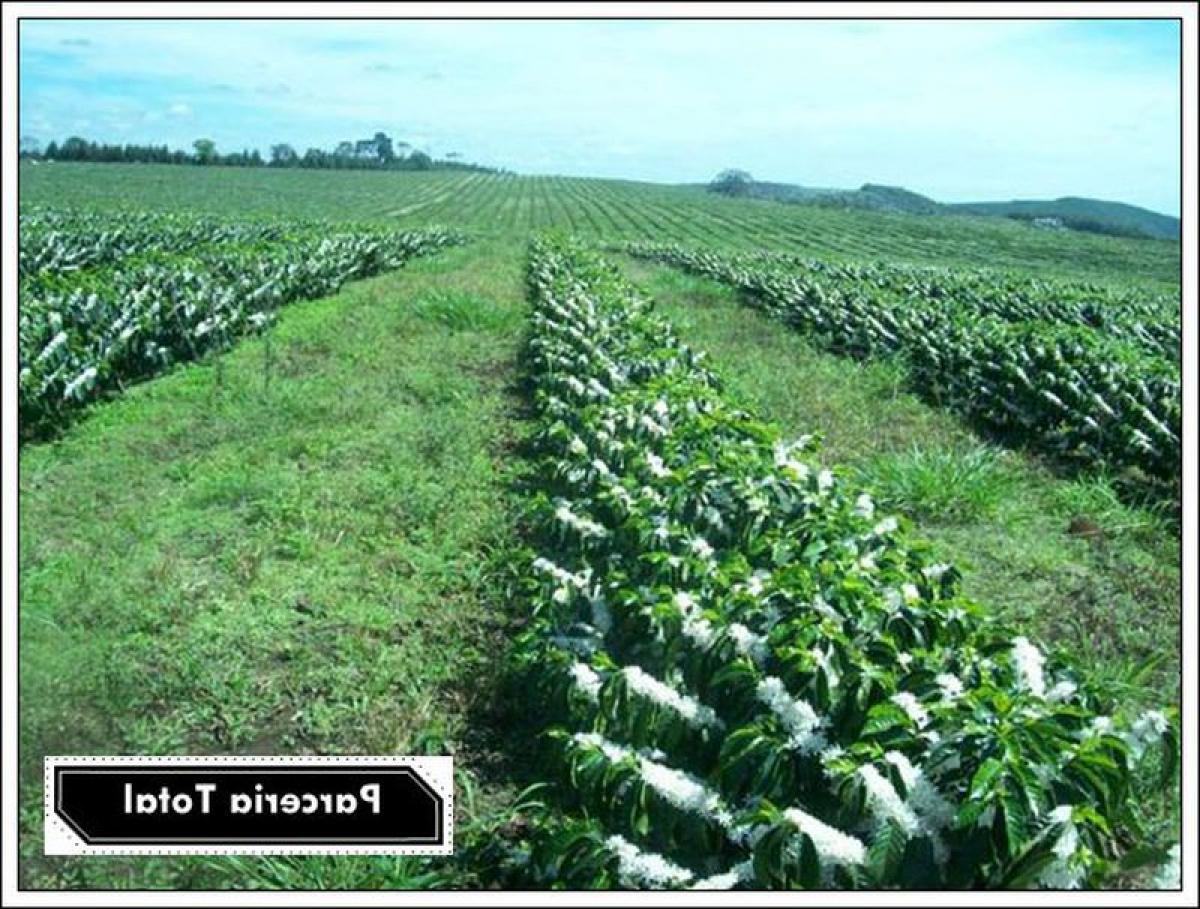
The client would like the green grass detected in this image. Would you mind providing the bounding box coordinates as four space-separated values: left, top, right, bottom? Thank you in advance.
20 162 1180 285
19 238 532 889
621 257 1181 708
857 444 1020 523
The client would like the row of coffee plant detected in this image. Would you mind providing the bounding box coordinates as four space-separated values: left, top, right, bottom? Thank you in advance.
19 207 295 283
18 219 464 435
498 238 1177 890
659 245 1179 360
623 242 1180 496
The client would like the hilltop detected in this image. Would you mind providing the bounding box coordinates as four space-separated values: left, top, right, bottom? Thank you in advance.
946 196 1181 240
701 177 1179 241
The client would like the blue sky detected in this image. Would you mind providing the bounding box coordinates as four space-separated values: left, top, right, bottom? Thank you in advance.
19 18 1181 215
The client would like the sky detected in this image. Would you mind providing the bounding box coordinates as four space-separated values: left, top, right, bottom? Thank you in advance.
18 18 1182 215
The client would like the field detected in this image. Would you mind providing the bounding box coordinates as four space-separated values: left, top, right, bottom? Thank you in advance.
21 163 1181 284
17 162 1181 890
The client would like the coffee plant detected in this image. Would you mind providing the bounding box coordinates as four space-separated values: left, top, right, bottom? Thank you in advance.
499 238 1177 890
623 243 1180 499
18 209 464 435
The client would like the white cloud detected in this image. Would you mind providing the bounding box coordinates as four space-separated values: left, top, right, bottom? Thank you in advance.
167 102 191 117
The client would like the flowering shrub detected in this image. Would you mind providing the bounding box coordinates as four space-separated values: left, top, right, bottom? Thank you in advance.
18 213 464 434
507 238 1177 890
19 206 292 281
623 242 1180 495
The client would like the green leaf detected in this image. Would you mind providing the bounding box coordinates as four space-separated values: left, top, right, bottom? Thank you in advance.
861 702 909 737
954 798 987 830
868 820 909 884
1001 790 1030 858
798 832 822 888
998 840 1058 888
969 757 1004 801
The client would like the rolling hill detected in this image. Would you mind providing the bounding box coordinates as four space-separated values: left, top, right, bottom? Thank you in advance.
701 177 1180 241
946 196 1181 240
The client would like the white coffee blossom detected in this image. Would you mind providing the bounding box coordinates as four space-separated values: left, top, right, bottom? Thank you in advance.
858 764 920 836
756 676 826 754
639 414 667 437
1046 680 1077 703
728 623 768 664
783 807 867 868
873 516 899 536
744 569 771 597
568 662 603 701
673 591 697 613
622 666 722 729
891 691 930 728
605 835 693 889
572 733 731 828
1125 710 1170 760
63 366 98 400
883 751 955 844
1036 806 1085 889
1012 636 1047 698
936 673 965 703
690 862 751 890
37 331 69 363
646 452 671 478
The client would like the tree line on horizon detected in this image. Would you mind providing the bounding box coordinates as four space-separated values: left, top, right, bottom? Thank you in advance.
19 131 498 173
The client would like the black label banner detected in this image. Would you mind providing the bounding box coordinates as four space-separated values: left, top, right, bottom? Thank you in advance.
45 757 453 855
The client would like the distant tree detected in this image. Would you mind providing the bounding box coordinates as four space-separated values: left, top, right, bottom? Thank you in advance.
32 131 496 173
60 136 89 160
302 147 329 168
406 150 433 171
193 138 217 164
710 169 754 197
270 143 298 166
373 131 395 163
20 135 43 157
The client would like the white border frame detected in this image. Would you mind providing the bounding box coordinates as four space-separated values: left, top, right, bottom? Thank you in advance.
2 3 1195 906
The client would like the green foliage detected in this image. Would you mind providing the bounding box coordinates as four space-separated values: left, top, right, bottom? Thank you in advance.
625 242 1180 504
506 238 1177 890
18 208 464 437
